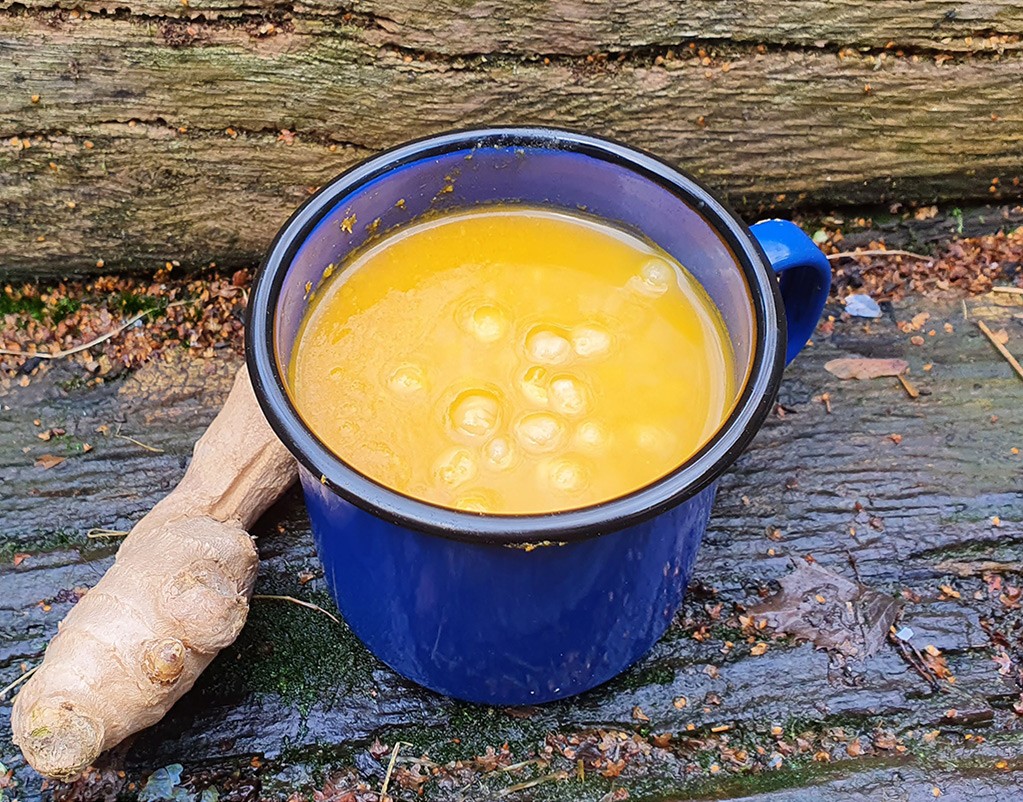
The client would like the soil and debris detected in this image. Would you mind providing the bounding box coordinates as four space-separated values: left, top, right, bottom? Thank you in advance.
1 269 249 393
822 226 1023 302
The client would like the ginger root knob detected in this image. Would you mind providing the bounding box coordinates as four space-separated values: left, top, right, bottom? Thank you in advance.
17 704 105 782
141 638 187 685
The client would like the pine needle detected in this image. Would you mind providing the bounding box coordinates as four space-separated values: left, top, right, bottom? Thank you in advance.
252 594 341 625
978 320 1023 383
114 434 164 453
1 664 39 701
827 249 930 261
380 741 412 799
496 771 569 797
897 374 920 399
499 759 545 773
86 528 129 539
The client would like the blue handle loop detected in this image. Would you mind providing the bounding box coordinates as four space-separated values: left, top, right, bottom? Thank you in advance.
750 219 832 365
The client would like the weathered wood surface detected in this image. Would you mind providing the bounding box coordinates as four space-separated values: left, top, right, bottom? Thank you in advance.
2 1 1023 277
2 293 1022 800
2 0 1023 52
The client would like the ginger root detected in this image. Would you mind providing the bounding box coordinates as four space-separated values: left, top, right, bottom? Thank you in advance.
12 365 296 780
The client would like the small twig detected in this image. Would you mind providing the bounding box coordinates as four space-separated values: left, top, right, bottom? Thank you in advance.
977 320 1023 383
962 299 969 321
496 772 569 797
114 434 165 454
1 664 39 701
252 594 341 625
499 759 544 773
897 374 920 399
380 741 412 799
86 528 129 539
827 249 931 261
992 286 1023 296
889 633 941 691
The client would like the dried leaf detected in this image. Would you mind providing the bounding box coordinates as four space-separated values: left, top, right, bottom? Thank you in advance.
824 358 909 380
12 553 29 566
631 706 650 722
34 454 65 470
873 731 897 750
752 563 900 657
750 642 769 656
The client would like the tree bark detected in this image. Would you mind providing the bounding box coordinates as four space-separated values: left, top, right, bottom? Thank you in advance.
1 4 1022 276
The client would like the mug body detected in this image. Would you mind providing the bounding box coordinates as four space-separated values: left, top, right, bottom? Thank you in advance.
304 467 716 704
247 128 819 704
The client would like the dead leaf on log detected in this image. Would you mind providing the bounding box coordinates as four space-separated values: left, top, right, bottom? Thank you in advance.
824 358 909 380
752 563 900 657
34 453 65 469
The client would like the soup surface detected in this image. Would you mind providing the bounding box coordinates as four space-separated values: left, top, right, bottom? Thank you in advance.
290 207 735 514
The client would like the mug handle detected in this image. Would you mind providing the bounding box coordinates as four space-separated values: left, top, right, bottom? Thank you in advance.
750 219 832 365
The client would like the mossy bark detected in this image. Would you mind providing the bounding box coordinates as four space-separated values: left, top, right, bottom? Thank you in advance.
2 295 1022 799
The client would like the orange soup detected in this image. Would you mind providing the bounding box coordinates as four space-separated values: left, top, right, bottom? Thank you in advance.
289 207 735 514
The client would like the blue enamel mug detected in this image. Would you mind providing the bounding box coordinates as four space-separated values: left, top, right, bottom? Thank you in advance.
247 128 830 705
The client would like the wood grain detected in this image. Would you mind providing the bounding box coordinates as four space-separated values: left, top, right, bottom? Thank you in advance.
1 0 1022 53
1 13 1021 276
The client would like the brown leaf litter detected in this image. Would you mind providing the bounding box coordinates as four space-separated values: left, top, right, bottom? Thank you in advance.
752 562 900 658
824 358 909 380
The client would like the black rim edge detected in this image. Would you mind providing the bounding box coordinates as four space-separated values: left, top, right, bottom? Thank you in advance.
246 126 787 545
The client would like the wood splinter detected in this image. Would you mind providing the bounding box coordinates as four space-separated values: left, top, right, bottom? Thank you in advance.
12 366 297 781
977 320 1023 383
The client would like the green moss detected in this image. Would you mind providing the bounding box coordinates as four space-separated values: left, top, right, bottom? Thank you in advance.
51 433 92 453
950 207 965 235
57 375 89 393
0 527 90 564
196 586 376 713
0 289 84 324
51 296 81 323
108 291 169 317
609 661 676 691
0 290 46 321
709 624 747 643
